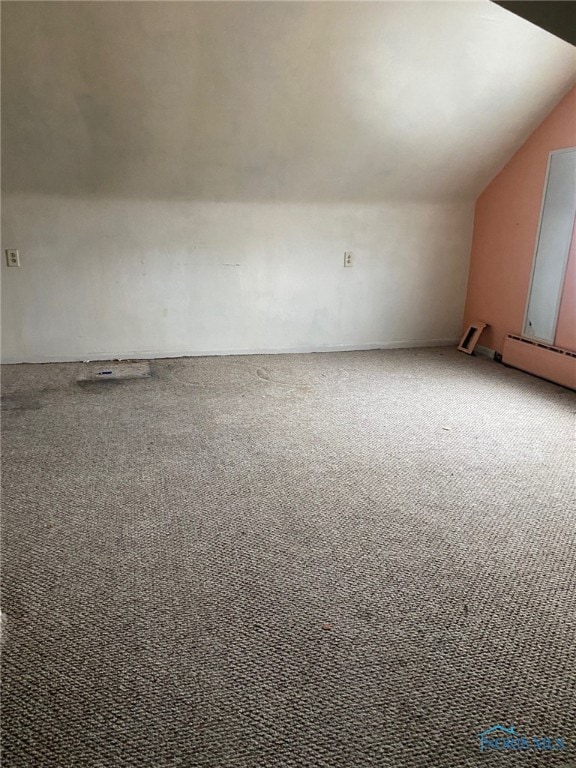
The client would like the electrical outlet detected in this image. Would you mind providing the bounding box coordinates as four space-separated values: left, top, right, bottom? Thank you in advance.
344 251 353 267
5 249 20 267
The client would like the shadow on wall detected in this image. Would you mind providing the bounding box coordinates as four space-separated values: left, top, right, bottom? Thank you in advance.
2 1 575 204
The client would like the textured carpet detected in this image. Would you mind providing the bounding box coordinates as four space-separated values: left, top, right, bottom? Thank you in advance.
1 348 575 768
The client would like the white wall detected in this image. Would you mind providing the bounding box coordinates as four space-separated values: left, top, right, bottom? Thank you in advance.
2 2 573 363
1 195 473 363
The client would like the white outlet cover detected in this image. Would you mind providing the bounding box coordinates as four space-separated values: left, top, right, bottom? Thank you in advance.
5 249 20 267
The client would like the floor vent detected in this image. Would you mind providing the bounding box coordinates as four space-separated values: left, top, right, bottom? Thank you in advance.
77 361 151 383
458 321 487 355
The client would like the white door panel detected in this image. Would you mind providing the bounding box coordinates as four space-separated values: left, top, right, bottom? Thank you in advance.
524 148 576 343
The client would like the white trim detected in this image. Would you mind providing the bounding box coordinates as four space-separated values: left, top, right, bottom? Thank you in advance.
522 147 576 343
0 338 459 365
523 149 553 341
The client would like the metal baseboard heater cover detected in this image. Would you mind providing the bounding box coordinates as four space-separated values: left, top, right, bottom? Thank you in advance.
502 335 576 390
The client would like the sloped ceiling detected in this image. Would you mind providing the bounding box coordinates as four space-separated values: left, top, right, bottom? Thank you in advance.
2 1 575 203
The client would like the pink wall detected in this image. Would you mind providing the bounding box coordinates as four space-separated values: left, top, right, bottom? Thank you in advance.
463 86 576 354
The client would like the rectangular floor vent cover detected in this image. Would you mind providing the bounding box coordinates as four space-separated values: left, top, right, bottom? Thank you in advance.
77 361 151 383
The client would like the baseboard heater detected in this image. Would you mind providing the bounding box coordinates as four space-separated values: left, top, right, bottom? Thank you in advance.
502 335 576 390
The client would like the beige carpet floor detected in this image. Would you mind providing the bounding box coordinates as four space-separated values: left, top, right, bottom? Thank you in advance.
1 348 575 767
